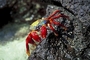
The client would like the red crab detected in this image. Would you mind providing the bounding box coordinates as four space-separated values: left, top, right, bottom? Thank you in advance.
26 10 70 56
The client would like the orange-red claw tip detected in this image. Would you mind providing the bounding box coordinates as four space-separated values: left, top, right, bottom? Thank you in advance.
26 50 30 56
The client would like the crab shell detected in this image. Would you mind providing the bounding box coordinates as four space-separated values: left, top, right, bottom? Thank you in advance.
30 19 41 30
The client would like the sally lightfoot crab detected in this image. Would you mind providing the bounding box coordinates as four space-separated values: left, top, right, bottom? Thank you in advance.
25 10 70 56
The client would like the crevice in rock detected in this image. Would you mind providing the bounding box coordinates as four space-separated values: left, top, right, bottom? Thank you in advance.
0 7 13 28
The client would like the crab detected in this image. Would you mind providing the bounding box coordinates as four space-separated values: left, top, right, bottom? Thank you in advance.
25 10 70 56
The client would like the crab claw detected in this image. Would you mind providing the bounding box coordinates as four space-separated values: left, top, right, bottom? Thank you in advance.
31 31 41 42
40 25 47 38
26 50 30 56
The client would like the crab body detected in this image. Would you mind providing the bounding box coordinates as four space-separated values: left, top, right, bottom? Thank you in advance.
26 10 70 56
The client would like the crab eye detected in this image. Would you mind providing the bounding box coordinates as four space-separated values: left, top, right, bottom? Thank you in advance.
36 25 41 31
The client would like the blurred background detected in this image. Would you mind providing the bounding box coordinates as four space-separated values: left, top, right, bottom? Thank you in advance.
0 0 46 60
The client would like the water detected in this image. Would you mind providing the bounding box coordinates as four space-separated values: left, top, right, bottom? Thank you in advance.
0 38 28 60
0 23 30 60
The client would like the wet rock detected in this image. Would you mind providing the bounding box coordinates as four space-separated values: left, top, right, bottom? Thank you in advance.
28 5 75 60
28 2 90 59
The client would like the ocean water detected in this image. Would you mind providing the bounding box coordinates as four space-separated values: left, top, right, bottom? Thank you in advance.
0 23 31 60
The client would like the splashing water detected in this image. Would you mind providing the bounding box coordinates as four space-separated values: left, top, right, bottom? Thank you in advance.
0 23 31 60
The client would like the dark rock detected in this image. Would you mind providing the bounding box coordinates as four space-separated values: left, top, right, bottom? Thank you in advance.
0 6 13 28
0 0 6 8
28 5 75 60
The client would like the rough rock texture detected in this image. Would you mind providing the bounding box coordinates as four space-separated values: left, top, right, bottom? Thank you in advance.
28 0 90 60
60 0 90 30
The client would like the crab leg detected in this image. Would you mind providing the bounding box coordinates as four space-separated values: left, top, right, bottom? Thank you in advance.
50 13 70 20
48 23 58 36
47 10 61 19
30 31 41 42
40 25 47 38
26 33 34 56
52 19 67 29
26 31 41 56
49 18 67 30
59 14 70 20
